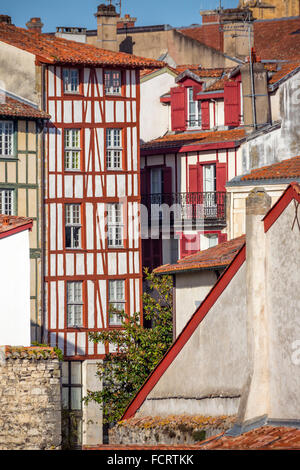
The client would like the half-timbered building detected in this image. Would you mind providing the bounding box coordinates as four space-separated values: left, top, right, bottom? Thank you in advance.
0 17 161 447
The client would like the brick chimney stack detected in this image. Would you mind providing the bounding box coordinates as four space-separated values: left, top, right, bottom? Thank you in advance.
0 15 12 25
95 3 119 52
26 17 44 33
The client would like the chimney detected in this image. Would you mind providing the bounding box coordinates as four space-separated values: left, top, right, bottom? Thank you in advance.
26 17 44 33
0 15 12 25
236 188 272 427
2 216 10 227
240 54 271 133
220 8 254 59
95 3 119 52
117 13 137 30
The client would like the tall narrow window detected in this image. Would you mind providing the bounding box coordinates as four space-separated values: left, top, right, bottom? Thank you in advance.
67 281 83 327
104 70 121 95
63 68 79 93
187 88 201 128
108 279 125 326
65 129 80 170
65 204 81 248
0 121 14 156
61 361 82 449
0 189 14 215
107 203 123 248
106 128 122 170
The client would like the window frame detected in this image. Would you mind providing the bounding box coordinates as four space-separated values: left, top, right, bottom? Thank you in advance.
104 70 122 96
64 128 81 171
107 202 124 248
66 281 84 328
62 68 80 95
65 203 82 249
187 87 202 129
106 128 123 170
0 120 14 157
108 279 126 327
0 188 14 215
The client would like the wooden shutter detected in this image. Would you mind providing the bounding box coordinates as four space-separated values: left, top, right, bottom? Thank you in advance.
193 84 202 101
224 81 240 127
171 86 186 131
163 167 172 193
180 233 200 258
216 163 226 192
140 168 151 195
201 101 210 130
188 164 203 193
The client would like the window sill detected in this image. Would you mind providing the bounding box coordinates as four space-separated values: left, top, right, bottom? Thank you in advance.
0 156 18 161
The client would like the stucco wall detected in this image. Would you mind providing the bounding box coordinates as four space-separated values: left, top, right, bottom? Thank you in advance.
0 42 37 103
241 70 300 172
140 71 176 143
266 200 300 419
0 230 31 347
136 262 247 417
175 270 218 337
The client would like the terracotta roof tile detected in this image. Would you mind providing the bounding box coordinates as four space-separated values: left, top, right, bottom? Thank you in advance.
268 62 300 85
154 235 246 274
204 77 227 92
0 215 33 236
0 96 50 119
175 65 226 78
3 346 58 360
141 128 245 151
0 23 163 68
254 18 300 61
241 155 300 181
179 25 223 52
199 425 300 449
140 65 177 78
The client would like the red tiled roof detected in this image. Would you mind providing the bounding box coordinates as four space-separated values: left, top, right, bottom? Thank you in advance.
179 24 223 52
141 129 246 150
269 62 300 85
140 65 177 78
0 215 33 237
3 346 58 360
176 65 226 78
0 96 50 119
84 444 203 450
154 236 246 274
241 155 300 181
0 23 163 68
199 425 300 449
254 18 300 61
204 77 227 92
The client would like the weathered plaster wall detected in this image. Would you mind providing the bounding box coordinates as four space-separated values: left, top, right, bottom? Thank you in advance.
0 347 61 450
266 200 300 419
175 270 218 337
140 71 176 143
0 42 37 103
82 360 103 446
241 71 300 173
136 263 247 417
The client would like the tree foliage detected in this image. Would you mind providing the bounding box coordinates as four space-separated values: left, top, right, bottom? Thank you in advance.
84 269 173 424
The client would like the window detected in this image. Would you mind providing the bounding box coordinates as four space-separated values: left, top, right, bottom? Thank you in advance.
187 87 201 128
64 129 80 170
65 204 81 248
106 128 122 170
61 361 82 449
0 189 14 215
63 68 79 93
108 280 125 326
0 121 14 156
67 281 83 327
107 203 123 248
104 70 121 95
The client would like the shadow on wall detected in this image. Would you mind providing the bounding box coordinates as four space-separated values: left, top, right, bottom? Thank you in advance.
119 36 135 54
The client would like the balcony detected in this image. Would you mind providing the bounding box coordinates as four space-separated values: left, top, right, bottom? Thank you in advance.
141 192 226 230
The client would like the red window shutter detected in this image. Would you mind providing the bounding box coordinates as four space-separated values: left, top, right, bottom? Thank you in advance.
163 167 172 194
218 233 227 244
193 84 202 101
201 101 210 130
171 86 186 131
180 233 200 258
216 163 226 192
224 81 240 127
140 168 151 195
188 164 203 193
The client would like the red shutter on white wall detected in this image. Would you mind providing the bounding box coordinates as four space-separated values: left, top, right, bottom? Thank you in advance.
140 168 151 195
224 81 240 127
180 233 200 258
216 163 226 192
171 86 186 131
201 101 210 130
188 164 203 193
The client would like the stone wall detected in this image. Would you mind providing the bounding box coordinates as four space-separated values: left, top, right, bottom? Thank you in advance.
0 346 62 450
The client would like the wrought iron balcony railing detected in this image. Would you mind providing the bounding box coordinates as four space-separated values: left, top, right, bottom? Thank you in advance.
141 191 226 227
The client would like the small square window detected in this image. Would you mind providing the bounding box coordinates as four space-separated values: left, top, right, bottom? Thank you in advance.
63 68 80 94
104 70 121 95
0 189 14 215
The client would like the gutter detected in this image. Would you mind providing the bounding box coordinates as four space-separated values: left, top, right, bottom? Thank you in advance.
154 264 229 276
227 176 300 187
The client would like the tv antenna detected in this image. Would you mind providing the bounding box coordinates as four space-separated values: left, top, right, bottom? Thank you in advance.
104 0 122 16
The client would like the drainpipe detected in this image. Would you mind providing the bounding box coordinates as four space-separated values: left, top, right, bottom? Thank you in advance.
248 25 257 130
41 64 46 344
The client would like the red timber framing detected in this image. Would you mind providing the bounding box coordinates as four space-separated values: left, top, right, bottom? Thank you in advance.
45 64 143 360
122 243 246 420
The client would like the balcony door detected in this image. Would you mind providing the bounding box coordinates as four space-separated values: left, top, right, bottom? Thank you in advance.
203 164 216 217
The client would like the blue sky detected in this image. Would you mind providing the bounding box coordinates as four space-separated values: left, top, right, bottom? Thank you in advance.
2 0 237 32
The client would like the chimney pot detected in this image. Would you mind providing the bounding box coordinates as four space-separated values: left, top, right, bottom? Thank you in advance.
26 17 44 33
2 216 10 226
0 15 12 25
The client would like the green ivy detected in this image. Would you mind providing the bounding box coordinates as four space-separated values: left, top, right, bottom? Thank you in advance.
84 269 173 424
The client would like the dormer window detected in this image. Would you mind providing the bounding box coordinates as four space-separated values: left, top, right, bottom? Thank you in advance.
63 68 79 94
104 70 121 95
187 87 201 128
